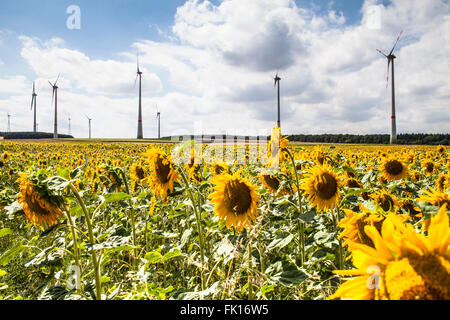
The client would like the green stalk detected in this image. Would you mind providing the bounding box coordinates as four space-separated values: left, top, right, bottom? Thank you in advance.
333 205 344 270
248 241 253 300
179 168 206 290
69 183 102 300
65 209 81 273
284 148 306 266
119 168 137 269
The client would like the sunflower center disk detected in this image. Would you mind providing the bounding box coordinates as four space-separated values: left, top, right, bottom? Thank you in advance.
385 160 403 175
379 195 394 211
384 254 450 300
136 166 145 180
155 157 171 183
264 175 280 191
315 173 337 200
223 180 252 215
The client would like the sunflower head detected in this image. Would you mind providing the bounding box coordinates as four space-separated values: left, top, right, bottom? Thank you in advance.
379 157 408 181
330 205 450 300
143 148 178 201
301 164 342 212
421 160 435 176
435 174 449 192
209 171 258 232
370 189 398 212
417 188 450 208
16 172 66 228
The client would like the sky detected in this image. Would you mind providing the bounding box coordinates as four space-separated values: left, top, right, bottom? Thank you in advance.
0 0 449 139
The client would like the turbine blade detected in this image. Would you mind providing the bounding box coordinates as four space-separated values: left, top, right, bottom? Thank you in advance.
30 95 34 110
386 60 391 88
376 49 387 57
134 74 138 88
48 80 53 87
389 30 403 55
33 81 35 93
55 73 60 85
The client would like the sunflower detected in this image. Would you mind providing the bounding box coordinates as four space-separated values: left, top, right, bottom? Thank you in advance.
379 157 408 181
17 173 64 228
370 189 398 212
409 170 421 182
399 199 422 219
1 152 9 163
209 171 258 232
143 148 178 201
301 164 342 212
417 188 450 208
421 159 435 176
210 162 230 177
345 178 362 189
339 206 386 249
436 174 449 192
260 173 290 196
330 205 450 300
267 126 289 168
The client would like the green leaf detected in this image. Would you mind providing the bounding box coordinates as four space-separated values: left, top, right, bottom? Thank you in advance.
103 192 131 202
163 248 183 262
0 242 25 266
56 167 70 180
0 228 12 238
144 251 163 264
267 234 294 251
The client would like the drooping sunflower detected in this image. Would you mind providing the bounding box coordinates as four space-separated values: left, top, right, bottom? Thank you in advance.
338 206 386 249
267 126 289 168
301 164 342 212
417 188 450 208
143 148 178 201
130 162 147 193
259 173 290 196
17 173 65 228
379 157 408 181
370 189 398 212
209 171 258 232
330 205 450 300
436 173 449 192
399 199 422 219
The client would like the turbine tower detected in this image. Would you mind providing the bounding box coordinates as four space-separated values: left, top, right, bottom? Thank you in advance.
85 114 92 139
274 73 281 128
30 82 37 132
48 74 61 139
156 105 161 139
377 31 403 145
68 117 71 135
7 112 11 132
134 55 143 139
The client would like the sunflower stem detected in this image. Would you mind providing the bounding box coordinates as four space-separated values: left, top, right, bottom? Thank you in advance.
284 147 306 266
179 168 206 291
248 241 253 300
69 183 102 300
334 205 344 270
65 209 81 275
119 167 137 270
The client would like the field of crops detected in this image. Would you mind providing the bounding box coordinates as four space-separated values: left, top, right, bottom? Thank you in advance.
0 133 449 300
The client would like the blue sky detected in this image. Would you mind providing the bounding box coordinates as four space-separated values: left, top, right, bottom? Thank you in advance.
0 0 449 138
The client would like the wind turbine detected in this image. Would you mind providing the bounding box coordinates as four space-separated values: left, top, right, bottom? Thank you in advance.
156 105 161 139
377 31 403 144
274 73 281 128
48 74 61 139
85 114 92 139
7 112 11 132
30 82 37 132
134 55 143 139
68 117 71 135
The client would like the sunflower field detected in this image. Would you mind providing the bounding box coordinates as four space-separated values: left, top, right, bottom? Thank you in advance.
0 133 449 301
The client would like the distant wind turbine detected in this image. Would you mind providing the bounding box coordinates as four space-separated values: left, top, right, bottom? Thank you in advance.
156 105 161 139
274 73 281 128
377 31 403 145
68 116 71 135
7 112 11 132
134 55 143 139
48 74 61 138
85 114 92 139
30 82 37 132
